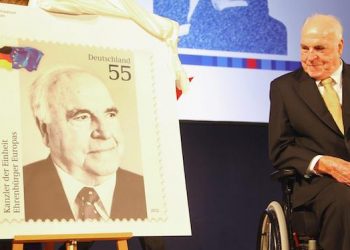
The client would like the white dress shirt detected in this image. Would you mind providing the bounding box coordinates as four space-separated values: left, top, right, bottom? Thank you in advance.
306 62 343 176
55 164 117 220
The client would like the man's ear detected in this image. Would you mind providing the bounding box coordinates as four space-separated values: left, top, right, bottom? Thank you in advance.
35 118 49 147
338 38 344 55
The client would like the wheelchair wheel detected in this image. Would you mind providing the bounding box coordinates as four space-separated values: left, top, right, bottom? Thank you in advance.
257 201 289 250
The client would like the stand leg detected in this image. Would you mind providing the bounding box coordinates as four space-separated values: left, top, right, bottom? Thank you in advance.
66 241 77 250
12 243 23 250
116 239 128 250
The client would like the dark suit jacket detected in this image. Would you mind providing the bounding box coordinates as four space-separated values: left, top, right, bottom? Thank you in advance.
269 62 350 207
23 157 147 220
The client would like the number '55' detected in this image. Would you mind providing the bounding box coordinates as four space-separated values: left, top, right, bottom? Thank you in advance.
109 64 131 81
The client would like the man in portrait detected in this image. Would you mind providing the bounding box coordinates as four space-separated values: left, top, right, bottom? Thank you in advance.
23 66 147 221
155 0 287 54
0 0 167 248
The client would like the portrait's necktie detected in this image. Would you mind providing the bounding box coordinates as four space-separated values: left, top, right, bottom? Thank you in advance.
76 187 102 220
321 77 344 134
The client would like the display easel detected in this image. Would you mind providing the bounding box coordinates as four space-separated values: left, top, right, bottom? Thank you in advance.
12 232 132 250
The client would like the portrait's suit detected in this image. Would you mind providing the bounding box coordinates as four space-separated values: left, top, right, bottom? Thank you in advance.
269 62 350 208
23 157 147 220
23 158 166 250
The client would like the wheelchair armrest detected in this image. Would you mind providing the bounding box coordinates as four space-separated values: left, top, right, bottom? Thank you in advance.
270 168 297 182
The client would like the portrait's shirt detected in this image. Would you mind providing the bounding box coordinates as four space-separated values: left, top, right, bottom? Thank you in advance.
55 164 117 220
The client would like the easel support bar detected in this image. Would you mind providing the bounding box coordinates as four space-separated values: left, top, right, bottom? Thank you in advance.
12 232 132 250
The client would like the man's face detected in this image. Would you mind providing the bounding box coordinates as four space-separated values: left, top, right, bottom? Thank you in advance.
210 0 248 11
300 21 343 80
43 73 124 184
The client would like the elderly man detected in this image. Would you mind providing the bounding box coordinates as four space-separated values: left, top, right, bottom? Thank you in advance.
24 66 146 221
269 14 350 249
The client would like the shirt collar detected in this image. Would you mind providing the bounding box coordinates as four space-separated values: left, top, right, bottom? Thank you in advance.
316 62 343 87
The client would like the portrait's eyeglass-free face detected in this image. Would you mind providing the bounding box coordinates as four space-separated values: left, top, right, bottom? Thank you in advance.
44 73 124 185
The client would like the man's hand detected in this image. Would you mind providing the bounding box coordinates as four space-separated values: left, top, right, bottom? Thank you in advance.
315 156 350 185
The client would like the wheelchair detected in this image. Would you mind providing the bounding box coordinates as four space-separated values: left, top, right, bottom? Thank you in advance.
256 168 320 250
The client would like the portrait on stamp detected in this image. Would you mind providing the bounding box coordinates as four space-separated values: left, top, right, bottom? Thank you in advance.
23 66 147 221
16 40 154 222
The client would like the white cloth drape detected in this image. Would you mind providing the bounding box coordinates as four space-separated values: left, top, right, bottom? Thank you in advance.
29 0 189 92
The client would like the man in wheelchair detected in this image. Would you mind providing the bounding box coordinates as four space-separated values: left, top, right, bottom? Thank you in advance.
266 14 350 250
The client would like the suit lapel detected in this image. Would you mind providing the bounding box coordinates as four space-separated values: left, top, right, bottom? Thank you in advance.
342 63 350 135
110 168 147 219
295 70 342 135
25 157 74 220
43 157 75 219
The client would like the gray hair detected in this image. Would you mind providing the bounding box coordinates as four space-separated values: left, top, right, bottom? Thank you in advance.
30 66 87 124
303 14 343 40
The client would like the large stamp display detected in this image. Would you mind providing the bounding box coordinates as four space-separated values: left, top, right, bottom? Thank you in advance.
0 3 190 238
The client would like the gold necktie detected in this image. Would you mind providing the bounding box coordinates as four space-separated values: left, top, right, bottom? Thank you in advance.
321 77 344 134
